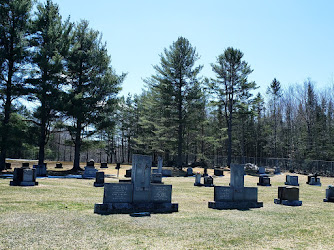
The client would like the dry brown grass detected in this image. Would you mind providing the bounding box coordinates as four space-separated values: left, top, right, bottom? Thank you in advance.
1 162 334 249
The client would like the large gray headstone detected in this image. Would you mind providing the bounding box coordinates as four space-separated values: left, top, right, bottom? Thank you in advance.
132 154 152 203
230 164 244 189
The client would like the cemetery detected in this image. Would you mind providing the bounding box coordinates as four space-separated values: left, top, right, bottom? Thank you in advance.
1 0 334 248
1 160 334 248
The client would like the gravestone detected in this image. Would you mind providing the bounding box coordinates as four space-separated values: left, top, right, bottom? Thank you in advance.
194 172 202 186
87 159 95 167
186 167 193 176
33 163 47 177
55 163 63 169
100 163 108 168
94 172 105 187
274 167 281 174
274 186 302 206
208 164 263 209
125 169 132 178
203 167 208 177
285 175 299 186
82 160 98 179
22 163 29 168
258 167 265 174
157 156 163 174
323 185 334 202
10 168 38 186
5 163 11 169
257 175 271 186
214 168 224 176
94 154 178 214
115 163 121 177
161 169 172 177
151 173 162 183
306 174 321 186
204 176 214 187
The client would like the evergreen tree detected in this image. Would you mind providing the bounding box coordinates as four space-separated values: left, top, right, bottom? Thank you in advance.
28 0 72 165
210 47 256 167
0 0 32 170
143 37 203 167
266 78 282 157
63 20 124 171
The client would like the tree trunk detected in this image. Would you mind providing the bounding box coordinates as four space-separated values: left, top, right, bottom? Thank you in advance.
177 81 183 168
73 120 82 171
38 100 47 165
0 60 13 171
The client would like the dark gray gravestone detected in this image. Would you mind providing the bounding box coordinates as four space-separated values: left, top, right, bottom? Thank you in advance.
186 167 193 176
94 172 105 187
306 174 321 186
257 175 271 186
132 154 151 203
33 164 47 177
161 169 172 177
55 163 63 169
22 163 29 168
274 186 302 206
125 169 132 178
100 162 108 168
94 154 178 214
258 167 265 174
324 185 334 202
285 175 299 186
10 168 38 186
82 160 98 179
151 173 162 183
203 167 208 177
204 176 214 187
87 160 95 167
214 168 224 176
274 167 281 174
208 164 263 209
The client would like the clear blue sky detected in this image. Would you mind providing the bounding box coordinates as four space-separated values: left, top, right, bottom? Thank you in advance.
52 0 334 97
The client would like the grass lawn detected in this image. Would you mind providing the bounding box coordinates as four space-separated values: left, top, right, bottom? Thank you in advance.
1 162 334 249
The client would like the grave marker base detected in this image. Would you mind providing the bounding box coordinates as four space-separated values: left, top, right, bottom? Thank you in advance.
274 199 302 206
284 182 299 186
208 201 263 209
94 202 178 215
257 183 271 186
10 181 38 186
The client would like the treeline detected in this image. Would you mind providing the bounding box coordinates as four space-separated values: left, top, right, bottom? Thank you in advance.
0 0 124 171
1 1 333 171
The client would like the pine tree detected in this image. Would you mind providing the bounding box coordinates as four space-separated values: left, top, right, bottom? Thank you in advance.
210 47 256 167
0 0 32 170
266 78 282 157
143 37 203 167
28 0 72 165
63 20 124 171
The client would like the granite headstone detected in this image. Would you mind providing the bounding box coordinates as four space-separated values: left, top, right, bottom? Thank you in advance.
274 186 302 206
94 154 178 214
208 164 263 209
94 172 105 187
